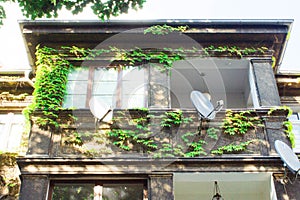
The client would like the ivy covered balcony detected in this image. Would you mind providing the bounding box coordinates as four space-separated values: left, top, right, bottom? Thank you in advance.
26 107 292 159
21 43 293 160
22 44 293 159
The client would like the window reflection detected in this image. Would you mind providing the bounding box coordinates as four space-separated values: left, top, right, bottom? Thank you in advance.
51 182 145 200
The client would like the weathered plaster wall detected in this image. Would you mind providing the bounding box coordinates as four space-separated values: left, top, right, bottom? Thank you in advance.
0 154 20 200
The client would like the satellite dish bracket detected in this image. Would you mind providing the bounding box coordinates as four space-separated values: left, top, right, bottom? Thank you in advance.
94 108 112 132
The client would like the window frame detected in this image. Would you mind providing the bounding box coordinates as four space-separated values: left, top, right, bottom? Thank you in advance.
48 179 148 200
64 65 149 109
0 113 25 152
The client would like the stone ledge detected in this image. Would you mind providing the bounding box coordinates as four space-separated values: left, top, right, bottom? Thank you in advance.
17 156 284 175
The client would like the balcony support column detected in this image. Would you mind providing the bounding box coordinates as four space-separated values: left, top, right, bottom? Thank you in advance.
149 174 174 200
251 59 281 107
19 175 49 200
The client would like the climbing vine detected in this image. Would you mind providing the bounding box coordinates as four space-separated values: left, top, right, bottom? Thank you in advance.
108 109 196 156
211 139 257 155
160 110 192 128
268 106 295 147
23 46 72 130
181 131 208 157
108 109 157 151
222 110 263 135
144 24 189 35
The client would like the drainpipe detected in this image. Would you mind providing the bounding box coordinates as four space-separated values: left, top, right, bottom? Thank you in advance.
24 70 35 88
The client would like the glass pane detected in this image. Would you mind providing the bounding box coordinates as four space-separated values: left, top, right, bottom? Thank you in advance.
66 80 88 95
68 67 89 81
0 123 6 150
93 68 118 108
63 94 87 108
92 67 147 109
124 94 145 108
94 68 118 81
0 124 5 136
6 124 23 151
91 95 115 107
63 67 89 108
102 184 144 200
52 184 94 200
121 67 146 108
93 82 117 95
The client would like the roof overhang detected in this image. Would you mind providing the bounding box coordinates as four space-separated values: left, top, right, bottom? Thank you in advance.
19 19 293 73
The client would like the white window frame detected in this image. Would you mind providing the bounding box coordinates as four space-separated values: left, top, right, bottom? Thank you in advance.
0 113 25 152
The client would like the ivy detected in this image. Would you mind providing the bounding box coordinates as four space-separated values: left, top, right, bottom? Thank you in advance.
268 106 295 147
222 110 263 135
56 45 271 72
283 121 295 148
144 24 189 35
184 139 207 157
153 143 187 158
63 132 84 146
206 127 219 140
109 109 195 156
24 45 72 130
108 109 157 151
211 139 257 155
160 110 192 128
202 45 270 58
0 3 5 26
267 105 293 117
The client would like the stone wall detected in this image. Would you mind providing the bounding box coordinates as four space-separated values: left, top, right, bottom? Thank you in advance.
0 153 20 200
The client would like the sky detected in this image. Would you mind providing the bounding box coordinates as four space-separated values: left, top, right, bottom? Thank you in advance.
0 0 299 72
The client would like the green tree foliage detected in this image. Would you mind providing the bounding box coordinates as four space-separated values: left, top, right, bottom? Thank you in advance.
0 0 146 26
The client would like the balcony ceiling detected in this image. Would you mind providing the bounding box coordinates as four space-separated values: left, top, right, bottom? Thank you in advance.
19 19 292 73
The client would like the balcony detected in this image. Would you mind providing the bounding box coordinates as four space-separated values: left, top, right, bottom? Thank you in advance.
26 108 290 159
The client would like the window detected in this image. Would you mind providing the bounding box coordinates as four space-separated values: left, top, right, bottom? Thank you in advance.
0 113 25 152
64 66 148 109
49 180 147 200
288 113 300 153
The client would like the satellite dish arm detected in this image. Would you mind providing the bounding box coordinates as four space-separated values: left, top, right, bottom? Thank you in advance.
98 108 112 122
206 100 223 118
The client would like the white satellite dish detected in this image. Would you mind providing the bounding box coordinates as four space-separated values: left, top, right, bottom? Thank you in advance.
190 90 223 120
89 97 112 128
275 140 300 175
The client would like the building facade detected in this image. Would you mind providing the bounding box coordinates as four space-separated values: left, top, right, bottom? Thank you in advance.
0 69 33 199
15 19 300 200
